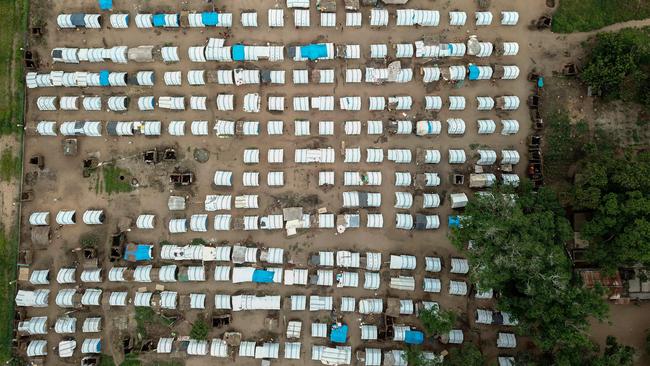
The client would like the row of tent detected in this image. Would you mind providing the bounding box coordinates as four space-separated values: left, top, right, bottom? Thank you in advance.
25 338 101 358
26 62 520 88
56 10 519 29
28 210 104 226
45 60 519 89
16 283 475 312
24 268 465 291
161 213 444 233
52 44 518 66
212 148 519 165
35 94 521 113
25 255 469 283
57 12 232 29
24 338 517 361
36 119 520 137
182 39 512 63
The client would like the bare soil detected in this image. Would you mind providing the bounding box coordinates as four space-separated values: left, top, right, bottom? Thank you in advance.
16 0 650 365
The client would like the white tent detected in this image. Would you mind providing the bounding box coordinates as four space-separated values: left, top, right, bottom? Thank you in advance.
476 11 493 25
501 11 519 25
501 150 520 164
449 11 467 26
358 299 383 314
449 149 466 164
497 332 517 348
370 8 389 26
477 149 497 165
27 340 48 357
450 193 469 209
447 118 466 135
478 119 496 134
501 119 519 135
449 280 468 296
423 150 441 163
502 42 519 56
134 292 153 307
448 95 466 110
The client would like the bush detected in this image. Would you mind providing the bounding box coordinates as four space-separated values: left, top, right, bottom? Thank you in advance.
191 238 206 246
418 308 456 336
581 28 650 109
80 233 100 248
190 315 209 340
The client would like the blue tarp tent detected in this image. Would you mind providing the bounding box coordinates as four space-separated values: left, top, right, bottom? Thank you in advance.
98 0 112 10
468 64 480 80
330 324 348 343
232 44 245 61
537 76 544 88
124 244 153 261
448 215 461 228
99 70 110 86
405 330 424 345
252 269 275 283
300 44 328 60
152 14 166 27
202 12 219 26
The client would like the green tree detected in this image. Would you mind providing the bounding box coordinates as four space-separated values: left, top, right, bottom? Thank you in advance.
573 151 650 272
190 315 209 340
403 347 442 366
443 344 484 366
591 336 635 366
580 28 650 108
418 307 456 336
450 183 607 361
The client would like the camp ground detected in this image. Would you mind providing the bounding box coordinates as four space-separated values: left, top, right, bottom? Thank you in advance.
17 0 533 365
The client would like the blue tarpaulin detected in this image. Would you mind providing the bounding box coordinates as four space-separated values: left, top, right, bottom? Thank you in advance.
448 215 461 228
98 0 112 10
468 64 480 80
202 12 219 26
252 269 275 283
152 14 166 27
299 44 328 60
537 76 544 88
232 44 246 61
124 244 153 261
330 324 348 343
99 70 110 86
405 330 424 345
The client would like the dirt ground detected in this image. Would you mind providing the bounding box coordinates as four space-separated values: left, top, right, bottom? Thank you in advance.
15 0 649 365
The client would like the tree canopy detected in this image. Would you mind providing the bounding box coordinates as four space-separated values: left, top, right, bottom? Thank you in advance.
190 315 209 340
403 347 442 366
418 308 457 337
450 184 608 361
442 344 485 366
573 150 650 271
591 336 635 366
581 28 650 109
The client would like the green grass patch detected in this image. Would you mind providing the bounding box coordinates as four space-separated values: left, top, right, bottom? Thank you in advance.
100 355 116 366
552 0 650 33
134 308 173 338
0 149 20 182
0 0 29 135
544 111 589 180
102 166 133 195
121 354 141 366
146 362 183 366
0 228 19 362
